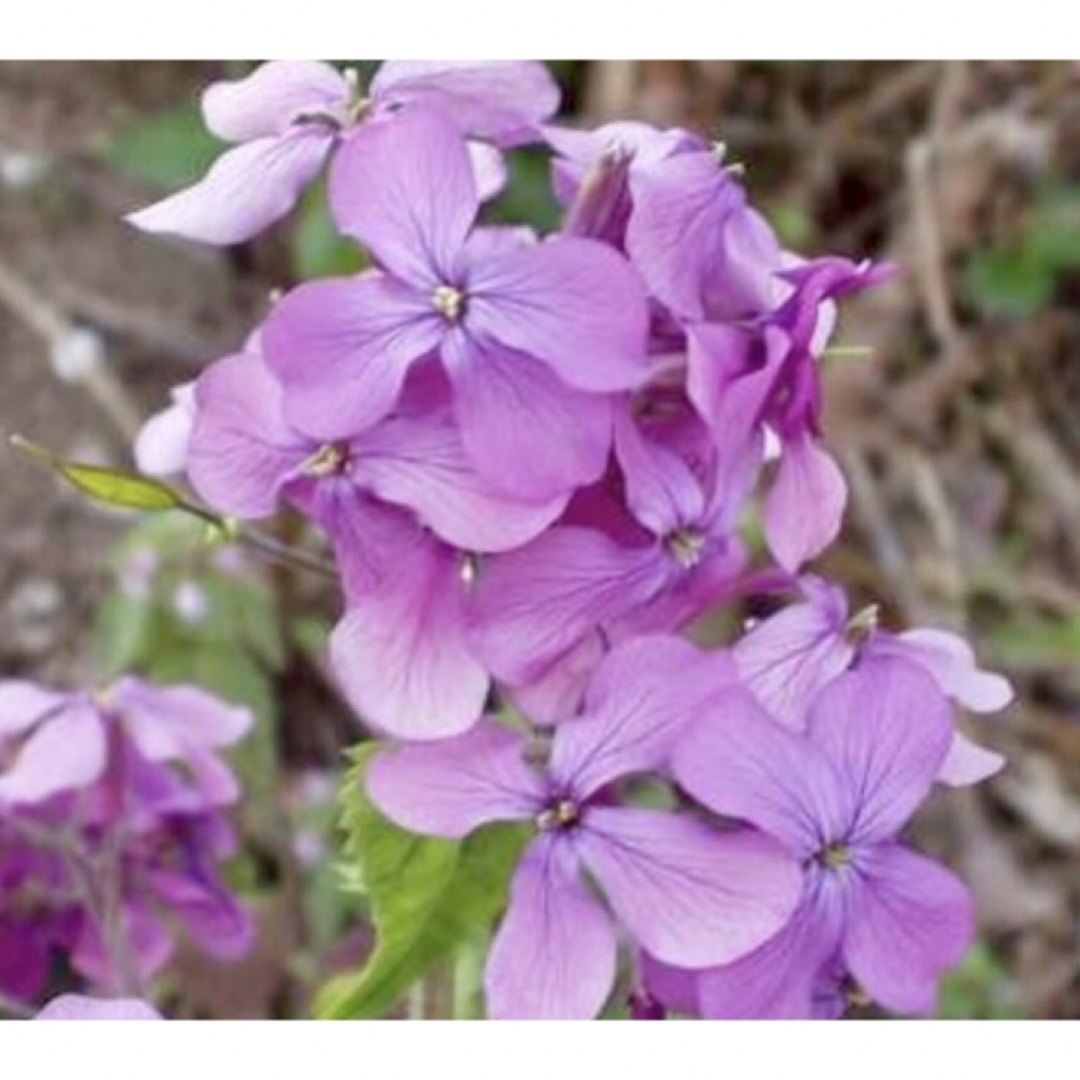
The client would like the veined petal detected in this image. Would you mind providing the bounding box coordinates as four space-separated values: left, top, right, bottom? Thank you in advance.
673 687 852 858
354 410 565 552
578 808 802 968
468 238 649 393
844 843 975 1014
330 527 488 740
0 704 107 804
330 107 477 285
367 720 545 839
551 636 734 797
187 350 313 519
202 60 349 141
443 334 613 503
485 835 616 1020
763 434 847 573
468 528 670 687
126 131 330 245
262 272 441 441
372 61 560 145
808 658 953 845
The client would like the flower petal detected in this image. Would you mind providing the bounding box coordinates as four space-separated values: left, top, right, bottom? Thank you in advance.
673 687 851 858
578 807 802 968
330 524 488 740
0 681 71 738
331 107 476 285
551 635 735 797
938 732 1006 787
354 410 565 551
134 383 195 477
202 60 349 141
763 434 847 573
469 528 670 687
808 658 953 844
843 843 975 1014
372 61 560 145
0 704 106 804
367 720 544 838
35 995 163 1021
127 131 330 245
262 272 441 440
468 238 648 393
187 350 312 519
485 835 616 1019
443 334 613 502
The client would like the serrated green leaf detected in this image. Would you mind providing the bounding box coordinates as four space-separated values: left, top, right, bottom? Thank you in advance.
106 102 224 189
316 747 527 1019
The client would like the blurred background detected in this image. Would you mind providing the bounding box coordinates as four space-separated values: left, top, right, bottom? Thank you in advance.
0 60 1078 1018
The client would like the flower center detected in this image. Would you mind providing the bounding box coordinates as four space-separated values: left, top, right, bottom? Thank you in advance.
303 442 350 478
536 798 580 833
432 285 466 321
665 527 706 569
817 842 852 870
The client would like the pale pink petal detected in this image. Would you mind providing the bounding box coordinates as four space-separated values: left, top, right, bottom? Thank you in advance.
134 383 195 477
127 131 331 245
485 835 616 1020
367 720 545 838
938 732 1005 787
0 704 106 804
0 681 71 738
35 995 162 1021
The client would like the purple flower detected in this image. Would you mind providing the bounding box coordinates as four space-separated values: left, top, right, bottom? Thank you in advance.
263 106 649 502
366 635 801 1019
34 994 162 1020
672 658 976 1017
733 575 1012 784
134 382 195 476
468 410 748 695
128 60 559 245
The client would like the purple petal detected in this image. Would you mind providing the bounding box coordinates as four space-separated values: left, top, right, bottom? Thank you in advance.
808 659 954 844
639 952 702 1017
443 334 613 502
0 703 106 804
551 635 734 797
468 528 670 687
866 628 1014 713
673 687 851 858
263 272 442 440
485 835 616 1019
763 434 847 573
578 808 802 968
331 107 476 285
468 140 508 200
626 150 784 321
844 843 975 1014
127 131 330 245
35 995 163 1021
505 632 605 727
202 60 349 141
615 414 705 537
72 900 173 989
134 383 195 477
146 869 254 959
372 61 560 145
353 410 565 552
330 526 488 740
467 238 649 393
697 894 844 1019
733 583 854 730
938 732 1006 787
367 720 544 838
187 350 313 518
0 681 71 738
109 677 253 759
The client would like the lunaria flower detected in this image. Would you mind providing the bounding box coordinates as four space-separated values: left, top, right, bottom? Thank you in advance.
366 636 802 1019
669 658 976 1018
128 60 559 244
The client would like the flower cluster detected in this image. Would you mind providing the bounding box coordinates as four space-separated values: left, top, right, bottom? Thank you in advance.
130 60 1012 1019
0 676 253 1003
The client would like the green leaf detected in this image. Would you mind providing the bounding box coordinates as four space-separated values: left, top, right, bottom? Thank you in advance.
964 247 1053 318
93 592 155 677
106 102 224 189
316 747 528 1019
290 182 367 279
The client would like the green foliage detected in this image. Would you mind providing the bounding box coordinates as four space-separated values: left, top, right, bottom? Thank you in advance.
937 943 1022 1019
484 147 562 233
290 181 367 279
316 747 528 1019
106 102 224 189
965 183 1080 317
